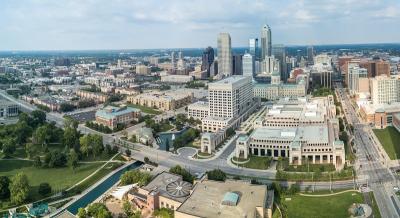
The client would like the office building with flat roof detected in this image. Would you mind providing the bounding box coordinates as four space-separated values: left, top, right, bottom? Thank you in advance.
217 33 232 77
95 106 140 129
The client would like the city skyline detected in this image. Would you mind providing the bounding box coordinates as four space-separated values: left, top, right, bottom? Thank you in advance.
1 0 400 50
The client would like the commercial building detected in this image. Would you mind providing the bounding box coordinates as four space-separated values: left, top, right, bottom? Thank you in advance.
232 54 243 75
393 113 400 133
136 64 151 75
201 46 214 77
217 33 232 77
272 45 286 81
260 56 279 75
307 46 314 65
0 99 20 118
360 102 400 129
175 179 273 218
95 106 140 129
242 53 254 78
260 25 272 59
236 96 345 170
370 75 400 105
311 63 334 89
348 66 368 95
359 59 390 78
129 172 193 213
249 38 259 60
128 90 193 111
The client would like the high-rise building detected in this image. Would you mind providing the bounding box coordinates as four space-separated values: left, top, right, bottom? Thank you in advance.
249 38 259 60
348 66 368 95
260 56 278 74
272 44 287 81
359 59 390 78
261 25 272 60
370 75 400 105
201 47 215 77
171 52 176 69
232 54 243 75
210 60 218 77
217 33 232 77
242 53 254 78
307 46 314 65
208 76 253 118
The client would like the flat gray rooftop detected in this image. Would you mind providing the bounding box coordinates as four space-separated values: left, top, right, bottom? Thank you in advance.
176 180 267 218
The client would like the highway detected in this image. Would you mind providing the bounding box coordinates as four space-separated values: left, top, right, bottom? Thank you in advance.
335 83 400 217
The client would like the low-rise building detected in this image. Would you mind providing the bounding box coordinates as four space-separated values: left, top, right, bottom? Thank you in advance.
76 90 108 103
187 101 209 120
128 90 193 111
128 172 193 213
0 99 20 118
175 179 273 218
393 113 400 133
161 75 194 83
360 102 400 129
95 106 140 129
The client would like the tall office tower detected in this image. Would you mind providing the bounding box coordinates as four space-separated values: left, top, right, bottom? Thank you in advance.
307 46 314 65
290 57 297 68
370 75 400 105
201 46 215 77
249 38 259 60
254 61 260 75
260 56 277 74
348 66 368 95
171 51 176 69
242 53 254 78
208 76 253 118
272 44 287 80
232 54 243 75
210 60 218 77
217 33 233 77
178 51 183 60
260 24 272 60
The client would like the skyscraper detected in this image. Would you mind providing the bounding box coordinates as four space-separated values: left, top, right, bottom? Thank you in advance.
232 54 243 75
307 46 314 65
272 44 287 81
217 33 232 77
242 53 254 78
249 38 258 60
201 46 215 77
260 25 272 60
171 51 176 69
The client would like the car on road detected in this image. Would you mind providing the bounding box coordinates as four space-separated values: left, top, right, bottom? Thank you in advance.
394 186 399 192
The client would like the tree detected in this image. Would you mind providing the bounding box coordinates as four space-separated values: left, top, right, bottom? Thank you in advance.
120 170 152 186
38 183 52 196
31 110 46 127
169 165 194 183
91 135 104 157
14 121 33 145
87 203 112 218
63 127 80 151
2 137 16 157
77 208 87 218
10 173 30 205
33 156 42 168
80 135 92 157
0 176 10 200
47 151 67 168
68 149 79 171
153 208 173 218
33 125 50 147
207 169 226 181
123 200 134 217
59 103 76 112
125 149 131 157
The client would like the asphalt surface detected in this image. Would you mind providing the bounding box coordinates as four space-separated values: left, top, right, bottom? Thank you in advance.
335 83 400 218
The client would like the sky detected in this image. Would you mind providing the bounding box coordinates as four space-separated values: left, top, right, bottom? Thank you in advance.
0 0 399 50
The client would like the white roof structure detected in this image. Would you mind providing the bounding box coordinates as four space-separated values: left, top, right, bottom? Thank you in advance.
110 184 137 200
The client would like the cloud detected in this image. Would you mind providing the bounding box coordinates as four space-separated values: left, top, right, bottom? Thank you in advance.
0 0 399 50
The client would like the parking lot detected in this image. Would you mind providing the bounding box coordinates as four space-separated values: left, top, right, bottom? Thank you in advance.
68 110 96 123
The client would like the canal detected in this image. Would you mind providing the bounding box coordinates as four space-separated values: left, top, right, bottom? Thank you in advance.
66 161 143 214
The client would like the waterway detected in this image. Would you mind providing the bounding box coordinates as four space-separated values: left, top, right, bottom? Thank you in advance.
66 161 143 214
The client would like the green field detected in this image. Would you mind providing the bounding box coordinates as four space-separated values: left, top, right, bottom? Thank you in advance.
284 191 364 218
232 155 272 170
0 160 103 208
373 127 400 160
127 104 161 115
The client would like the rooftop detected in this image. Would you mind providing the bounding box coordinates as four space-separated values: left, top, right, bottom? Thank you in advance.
176 180 267 218
96 106 140 119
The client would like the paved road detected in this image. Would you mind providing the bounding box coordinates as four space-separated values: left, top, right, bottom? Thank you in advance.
335 83 400 218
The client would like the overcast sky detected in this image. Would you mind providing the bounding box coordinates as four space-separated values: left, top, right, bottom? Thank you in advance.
1 0 399 50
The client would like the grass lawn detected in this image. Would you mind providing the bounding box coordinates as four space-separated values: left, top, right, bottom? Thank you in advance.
373 126 400 160
284 191 363 218
232 155 272 170
159 123 174 132
127 104 161 115
0 160 103 209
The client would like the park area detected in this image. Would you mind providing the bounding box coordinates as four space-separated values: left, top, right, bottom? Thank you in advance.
232 155 273 170
278 191 376 218
373 127 400 160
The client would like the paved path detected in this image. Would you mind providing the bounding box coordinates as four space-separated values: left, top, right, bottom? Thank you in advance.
299 189 359 197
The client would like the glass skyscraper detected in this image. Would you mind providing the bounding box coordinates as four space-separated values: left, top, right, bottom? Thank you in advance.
249 38 258 60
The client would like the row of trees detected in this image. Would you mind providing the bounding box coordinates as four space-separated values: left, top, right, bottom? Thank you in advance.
85 121 113 134
172 128 200 150
120 170 152 186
